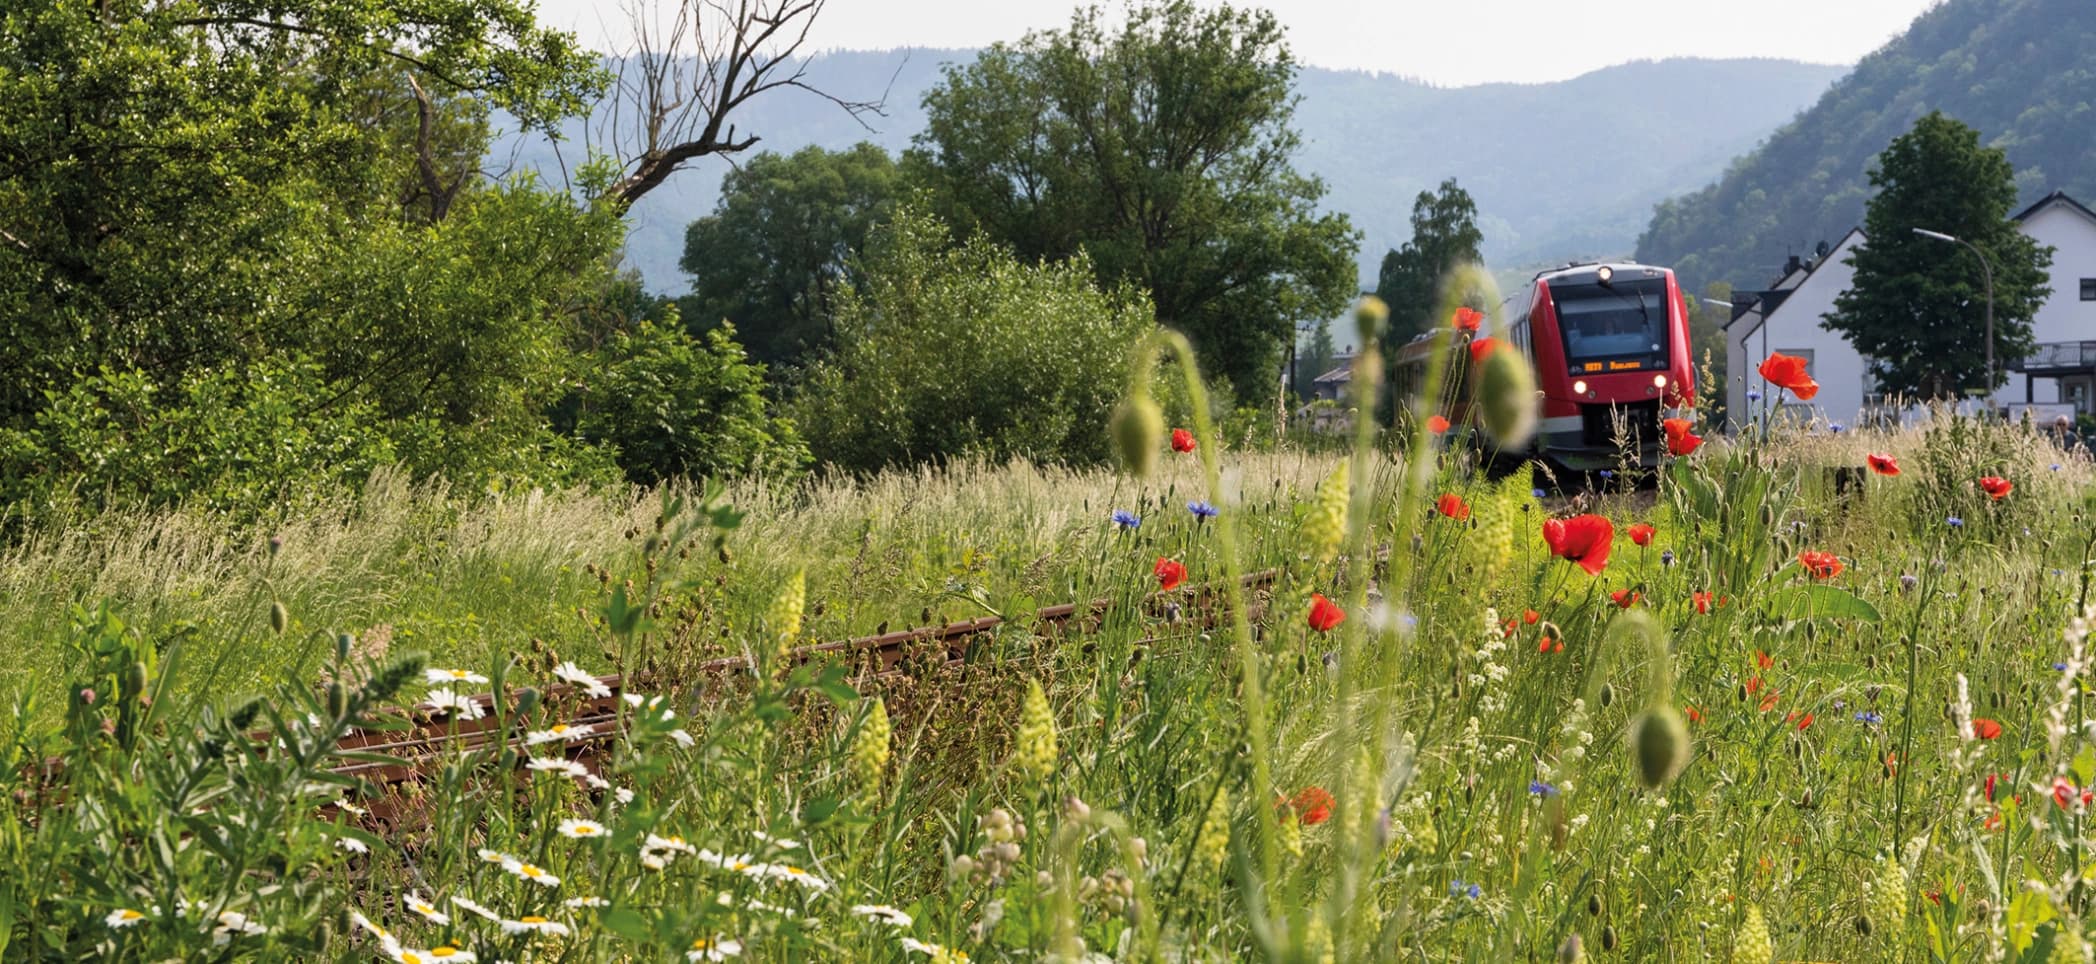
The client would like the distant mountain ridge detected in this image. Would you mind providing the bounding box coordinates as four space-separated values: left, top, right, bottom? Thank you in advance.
495 52 1846 292
1635 0 2096 292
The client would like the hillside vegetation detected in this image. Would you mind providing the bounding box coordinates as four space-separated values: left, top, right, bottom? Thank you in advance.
1636 0 2096 290
500 54 1843 289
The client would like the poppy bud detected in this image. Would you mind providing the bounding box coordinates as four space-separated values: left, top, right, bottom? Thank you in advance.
1477 344 1539 450
1600 925 1618 951
1854 915 1871 936
1598 683 1614 708
1111 391 1166 479
326 681 348 719
269 601 289 636
1759 503 1776 528
1632 706 1690 789
123 661 148 703
1587 894 1603 916
1354 295 1389 345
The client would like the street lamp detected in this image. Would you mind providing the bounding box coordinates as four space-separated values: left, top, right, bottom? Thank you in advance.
1912 227 1996 399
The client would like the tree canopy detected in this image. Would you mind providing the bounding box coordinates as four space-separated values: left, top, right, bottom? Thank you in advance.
677 143 903 370
907 0 1357 401
1827 112 2053 399
1374 179 1484 343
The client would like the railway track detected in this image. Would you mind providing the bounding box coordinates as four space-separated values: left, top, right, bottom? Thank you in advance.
326 569 1281 802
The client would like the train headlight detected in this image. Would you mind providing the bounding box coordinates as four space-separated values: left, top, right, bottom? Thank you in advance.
1653 374 1668 388
1572 379 1588 395
1596 265 1614 285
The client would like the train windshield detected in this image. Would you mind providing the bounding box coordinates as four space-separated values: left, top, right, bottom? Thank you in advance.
1552 279 1669 372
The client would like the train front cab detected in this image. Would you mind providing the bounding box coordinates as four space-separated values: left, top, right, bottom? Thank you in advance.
1511 263 1694 472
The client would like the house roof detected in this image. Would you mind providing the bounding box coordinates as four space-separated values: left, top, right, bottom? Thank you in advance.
2013 190 2096 225
1313 364 1353 385
1720 227 1865 333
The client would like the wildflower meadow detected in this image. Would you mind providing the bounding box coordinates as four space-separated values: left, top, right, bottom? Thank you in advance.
5 294 2096 964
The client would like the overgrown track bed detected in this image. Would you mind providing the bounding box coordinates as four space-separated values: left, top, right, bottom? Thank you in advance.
327 569 1280 803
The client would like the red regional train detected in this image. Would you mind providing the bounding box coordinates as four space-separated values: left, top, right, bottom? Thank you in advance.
1394 261 1696 472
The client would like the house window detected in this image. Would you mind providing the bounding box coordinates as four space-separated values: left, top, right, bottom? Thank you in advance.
1777 348 1816 366
2081 278 2096 301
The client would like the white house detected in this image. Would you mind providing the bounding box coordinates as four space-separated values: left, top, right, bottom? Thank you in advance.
1721 191 2096 429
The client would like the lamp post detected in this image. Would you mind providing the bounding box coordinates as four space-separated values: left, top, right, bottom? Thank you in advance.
1912 227 1996 400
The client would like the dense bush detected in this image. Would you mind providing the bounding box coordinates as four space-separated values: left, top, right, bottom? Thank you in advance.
577 318 811 485
795 206 1155 472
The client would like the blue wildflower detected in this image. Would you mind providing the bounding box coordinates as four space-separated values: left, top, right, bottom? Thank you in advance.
1747 389 1764 402
1947 516 1963 528
1528 780 1558 798
1450 880 1481 899
1187 500 1218 519
2056 662 2071 672
2053 464 2064 472
1854 711 1882 724
1661 549 1676 567
1598 470 1615 480
1829 422 1845 434
1111 510 1140 530
1532 488 1547 500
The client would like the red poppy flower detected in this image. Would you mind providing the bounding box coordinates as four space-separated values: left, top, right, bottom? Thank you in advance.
1972 718 2003 740
1755 650 1773 669
1662 418 1702 457
1610 589 1640 609
1452 307 1484 333
1745 676 1765 695
1683 705 1703 724
1307 593 1345 633
1523 608 1539 625
1797 550 1843 580
1287 786 1335 826
1627 523 1656 547
1170 428 1197 453
2056 777 2086 810
1786 711 1814 731
1692 591 1714 614
1542 514 1614 576
1758 351 1820 401
1979 476 2013 501
1985 773 2001 801
1468 337 1500 363
1427 414 1451 435
1985 809 2004 832
1759 690 1780 712
1154 557 1187 592
1537 635 1563 654
1866 453 1900 476
1436 493 1472 521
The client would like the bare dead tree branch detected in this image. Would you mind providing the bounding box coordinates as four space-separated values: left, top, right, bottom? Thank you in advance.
404 74 469 222
602 0 885 208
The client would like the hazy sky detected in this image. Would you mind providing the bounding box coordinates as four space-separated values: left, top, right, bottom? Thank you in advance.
539 0 1944 86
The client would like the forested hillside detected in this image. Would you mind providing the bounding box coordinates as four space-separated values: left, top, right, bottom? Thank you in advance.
498 54 1844 290
1636 0 2096 291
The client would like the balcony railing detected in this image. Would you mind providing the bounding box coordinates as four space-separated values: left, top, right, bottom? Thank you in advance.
2012 341 2096 374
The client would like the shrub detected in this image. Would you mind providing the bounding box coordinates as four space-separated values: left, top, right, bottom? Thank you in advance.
575 317 811 485
794 205 1154 472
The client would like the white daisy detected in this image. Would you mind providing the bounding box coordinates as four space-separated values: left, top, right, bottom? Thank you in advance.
392 948 478 964
554 662 613 698
335 798 369 816
667 728 695 748
697 849 755 871
424 668 490 686
501 858 560 888
687 936 745 961
338 836 371 854
348 910 389 939
644 833 696 856
498 915 570 936
750 831 801 849
557 819 607 839
526 757 588 779
210 911 267 946
900 937 970 961
641 852 668 871
582 773 612 790
105 908 150 928
563 896 609 909
425 689 487 721
449 895 501 922
524 722 592 746
404 894 450 925
621 692 666 711
851 904 914 927
740 862 831 892
614 787 636 805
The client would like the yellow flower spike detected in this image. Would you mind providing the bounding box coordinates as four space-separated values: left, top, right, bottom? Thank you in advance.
1014 679 1057 783
851 696 892 796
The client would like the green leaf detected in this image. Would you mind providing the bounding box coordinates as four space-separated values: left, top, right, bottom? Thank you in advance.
1762 584 1881 623
599 907 654 942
